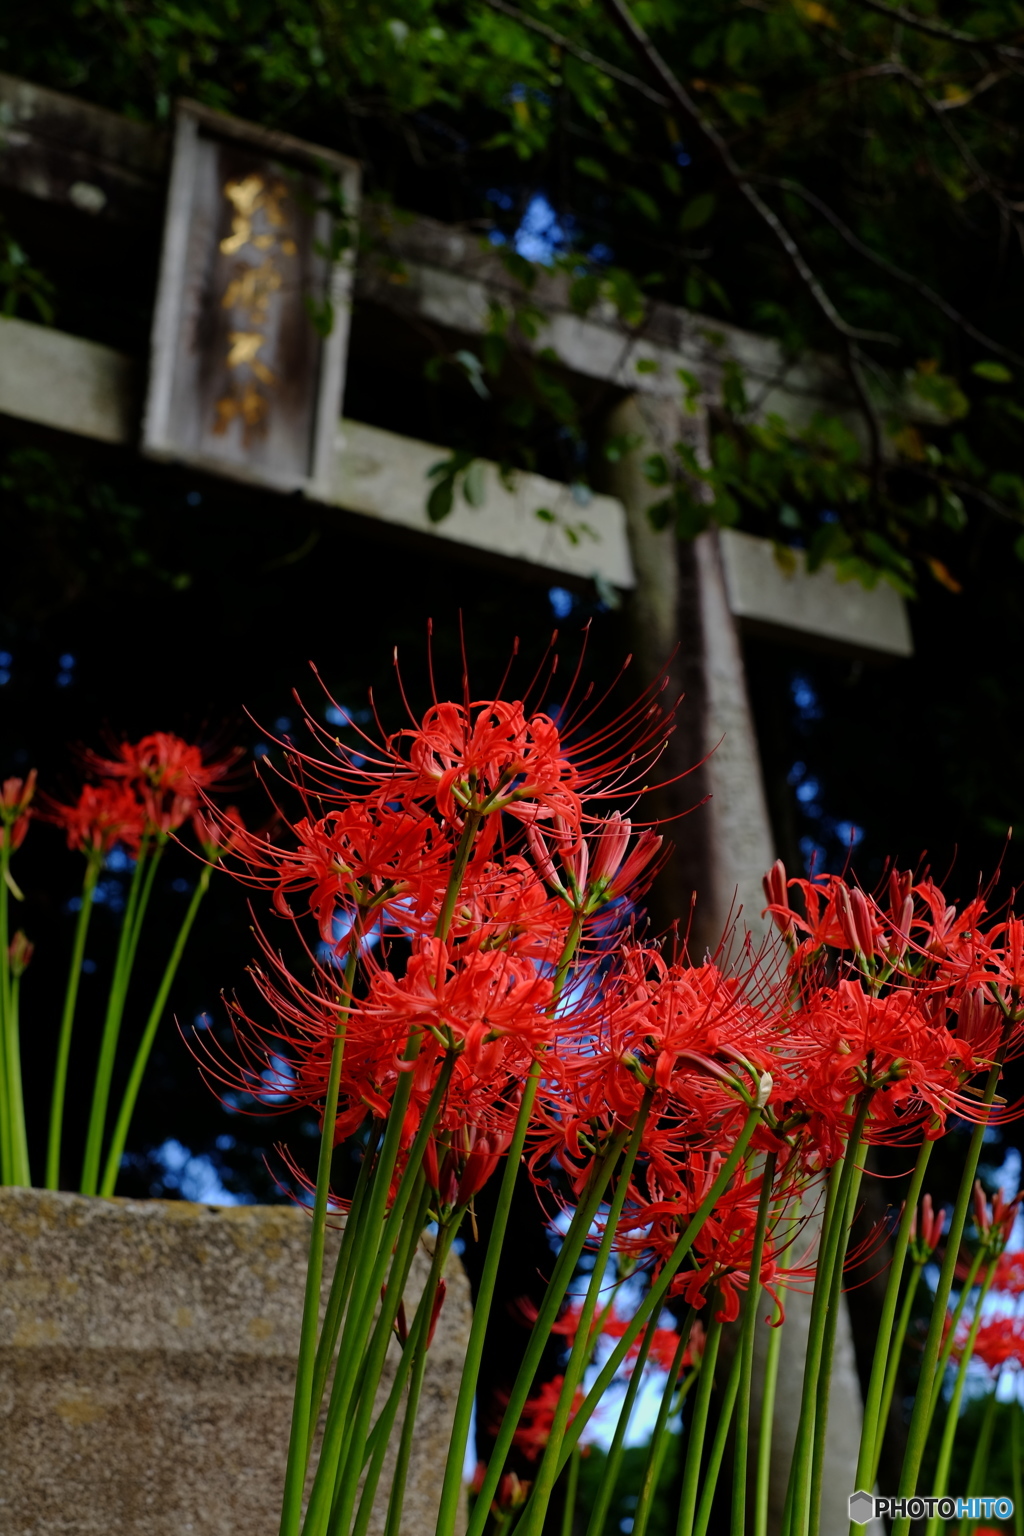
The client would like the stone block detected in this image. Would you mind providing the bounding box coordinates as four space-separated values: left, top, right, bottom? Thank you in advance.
0 1187 470 1536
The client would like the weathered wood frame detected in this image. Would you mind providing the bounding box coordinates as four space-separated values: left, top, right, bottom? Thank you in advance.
143 100 360 499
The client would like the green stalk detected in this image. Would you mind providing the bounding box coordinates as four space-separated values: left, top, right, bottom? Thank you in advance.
632 1321 698 1536
303 1055 454 1536
676 1310 724 1536
927 1244 988 1426
694 1329 743 1536
0 840 19 1184
278 944 359 1536
383 1224 459 1536
545 1108 765 1480
585 1310 663 1536
5 969 30 1185
463 1130 633 1536
521 1095 655 1536
871 1263 923 1488
922 1263 998 1536
46 850 102 1189
891 1057 1005 1536
852 1137 933 1507
80 836 162 1195
754 1297 785 1536
325 1174 435 1536
731 1153 777 1536
99 862 213 1196
963 1386 998 1521
306 1131 378 1456
435 910 587 1536
560 1446 581 1536
1011 1406 1023 1536
786 1099 871 1536
808 1142 869 1534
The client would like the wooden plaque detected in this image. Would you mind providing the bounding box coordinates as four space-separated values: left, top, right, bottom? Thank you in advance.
143 100 360 498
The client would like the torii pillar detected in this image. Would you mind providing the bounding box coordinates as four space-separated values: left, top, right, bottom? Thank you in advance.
607 393 883 1536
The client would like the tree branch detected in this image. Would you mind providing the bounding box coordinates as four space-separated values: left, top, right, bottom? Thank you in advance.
754 174 1024 367
846 0 1024 58
478 0 672 108
599 0 898 346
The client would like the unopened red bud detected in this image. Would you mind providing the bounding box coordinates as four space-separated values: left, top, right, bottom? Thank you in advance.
8 929 33 977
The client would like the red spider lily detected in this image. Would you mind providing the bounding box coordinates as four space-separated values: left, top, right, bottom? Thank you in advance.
471 1465 531 1517
424 1126 512 1210
909 1193 946 1260
511 1375 586 1461
87 732 235 836
951 1315 1024 1372
525 811 663 911
992 1250 1024 1295
0 770 36 851
191 802 249 859
785 980 976 1143
973 1180 1022 1249
44 781 144 855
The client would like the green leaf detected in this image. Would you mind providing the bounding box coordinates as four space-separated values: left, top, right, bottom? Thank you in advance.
643 453 670 487
426 477 455 523
462 460 487 507
575 156 608 182
972 360 1013 384
625 186 660 223
535 507 556 522
679 192 716 231
635 357 659 375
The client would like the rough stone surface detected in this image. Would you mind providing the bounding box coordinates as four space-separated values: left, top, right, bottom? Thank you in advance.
0 1187 471 1536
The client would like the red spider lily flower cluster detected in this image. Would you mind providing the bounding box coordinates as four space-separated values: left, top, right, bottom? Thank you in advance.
45 732 237 854
201 660 1024 1434
0 771 36 852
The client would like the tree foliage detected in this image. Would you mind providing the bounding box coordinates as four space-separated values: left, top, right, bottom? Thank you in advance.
5 0 1024 589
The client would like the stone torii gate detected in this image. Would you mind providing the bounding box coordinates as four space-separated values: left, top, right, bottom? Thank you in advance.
0 74 910 1536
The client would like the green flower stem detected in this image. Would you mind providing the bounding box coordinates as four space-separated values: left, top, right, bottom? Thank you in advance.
560 1446 581 1536
731 1153 776 1536
585 1310 663 1536
1012 1406 1023 1536
922 1262 998 1536
0 839 23 1184
435 909 588 1536
100 862 213 1196
546 1108 766 1482
464 1126 633 1536
383 1224 461 1536
786 1099 871 1536
754 1297 785 1536
891 1056 1005 1536
521 1094 655 1536
306 1132 379 1457
349 1206 447 1536
303 1053 454 1536
279 944 360 1536
46 850 102 1190
676 1310 724 1536
325 1174 435 1535
80 836 162 1195
927 1245 988 1426
694 1328 744 1536
963 1387 998 1515
871 1262 923 1488
632 1316 698 1536
4 969 30 1185
808 1143 869 1534
853 1135 934 1506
